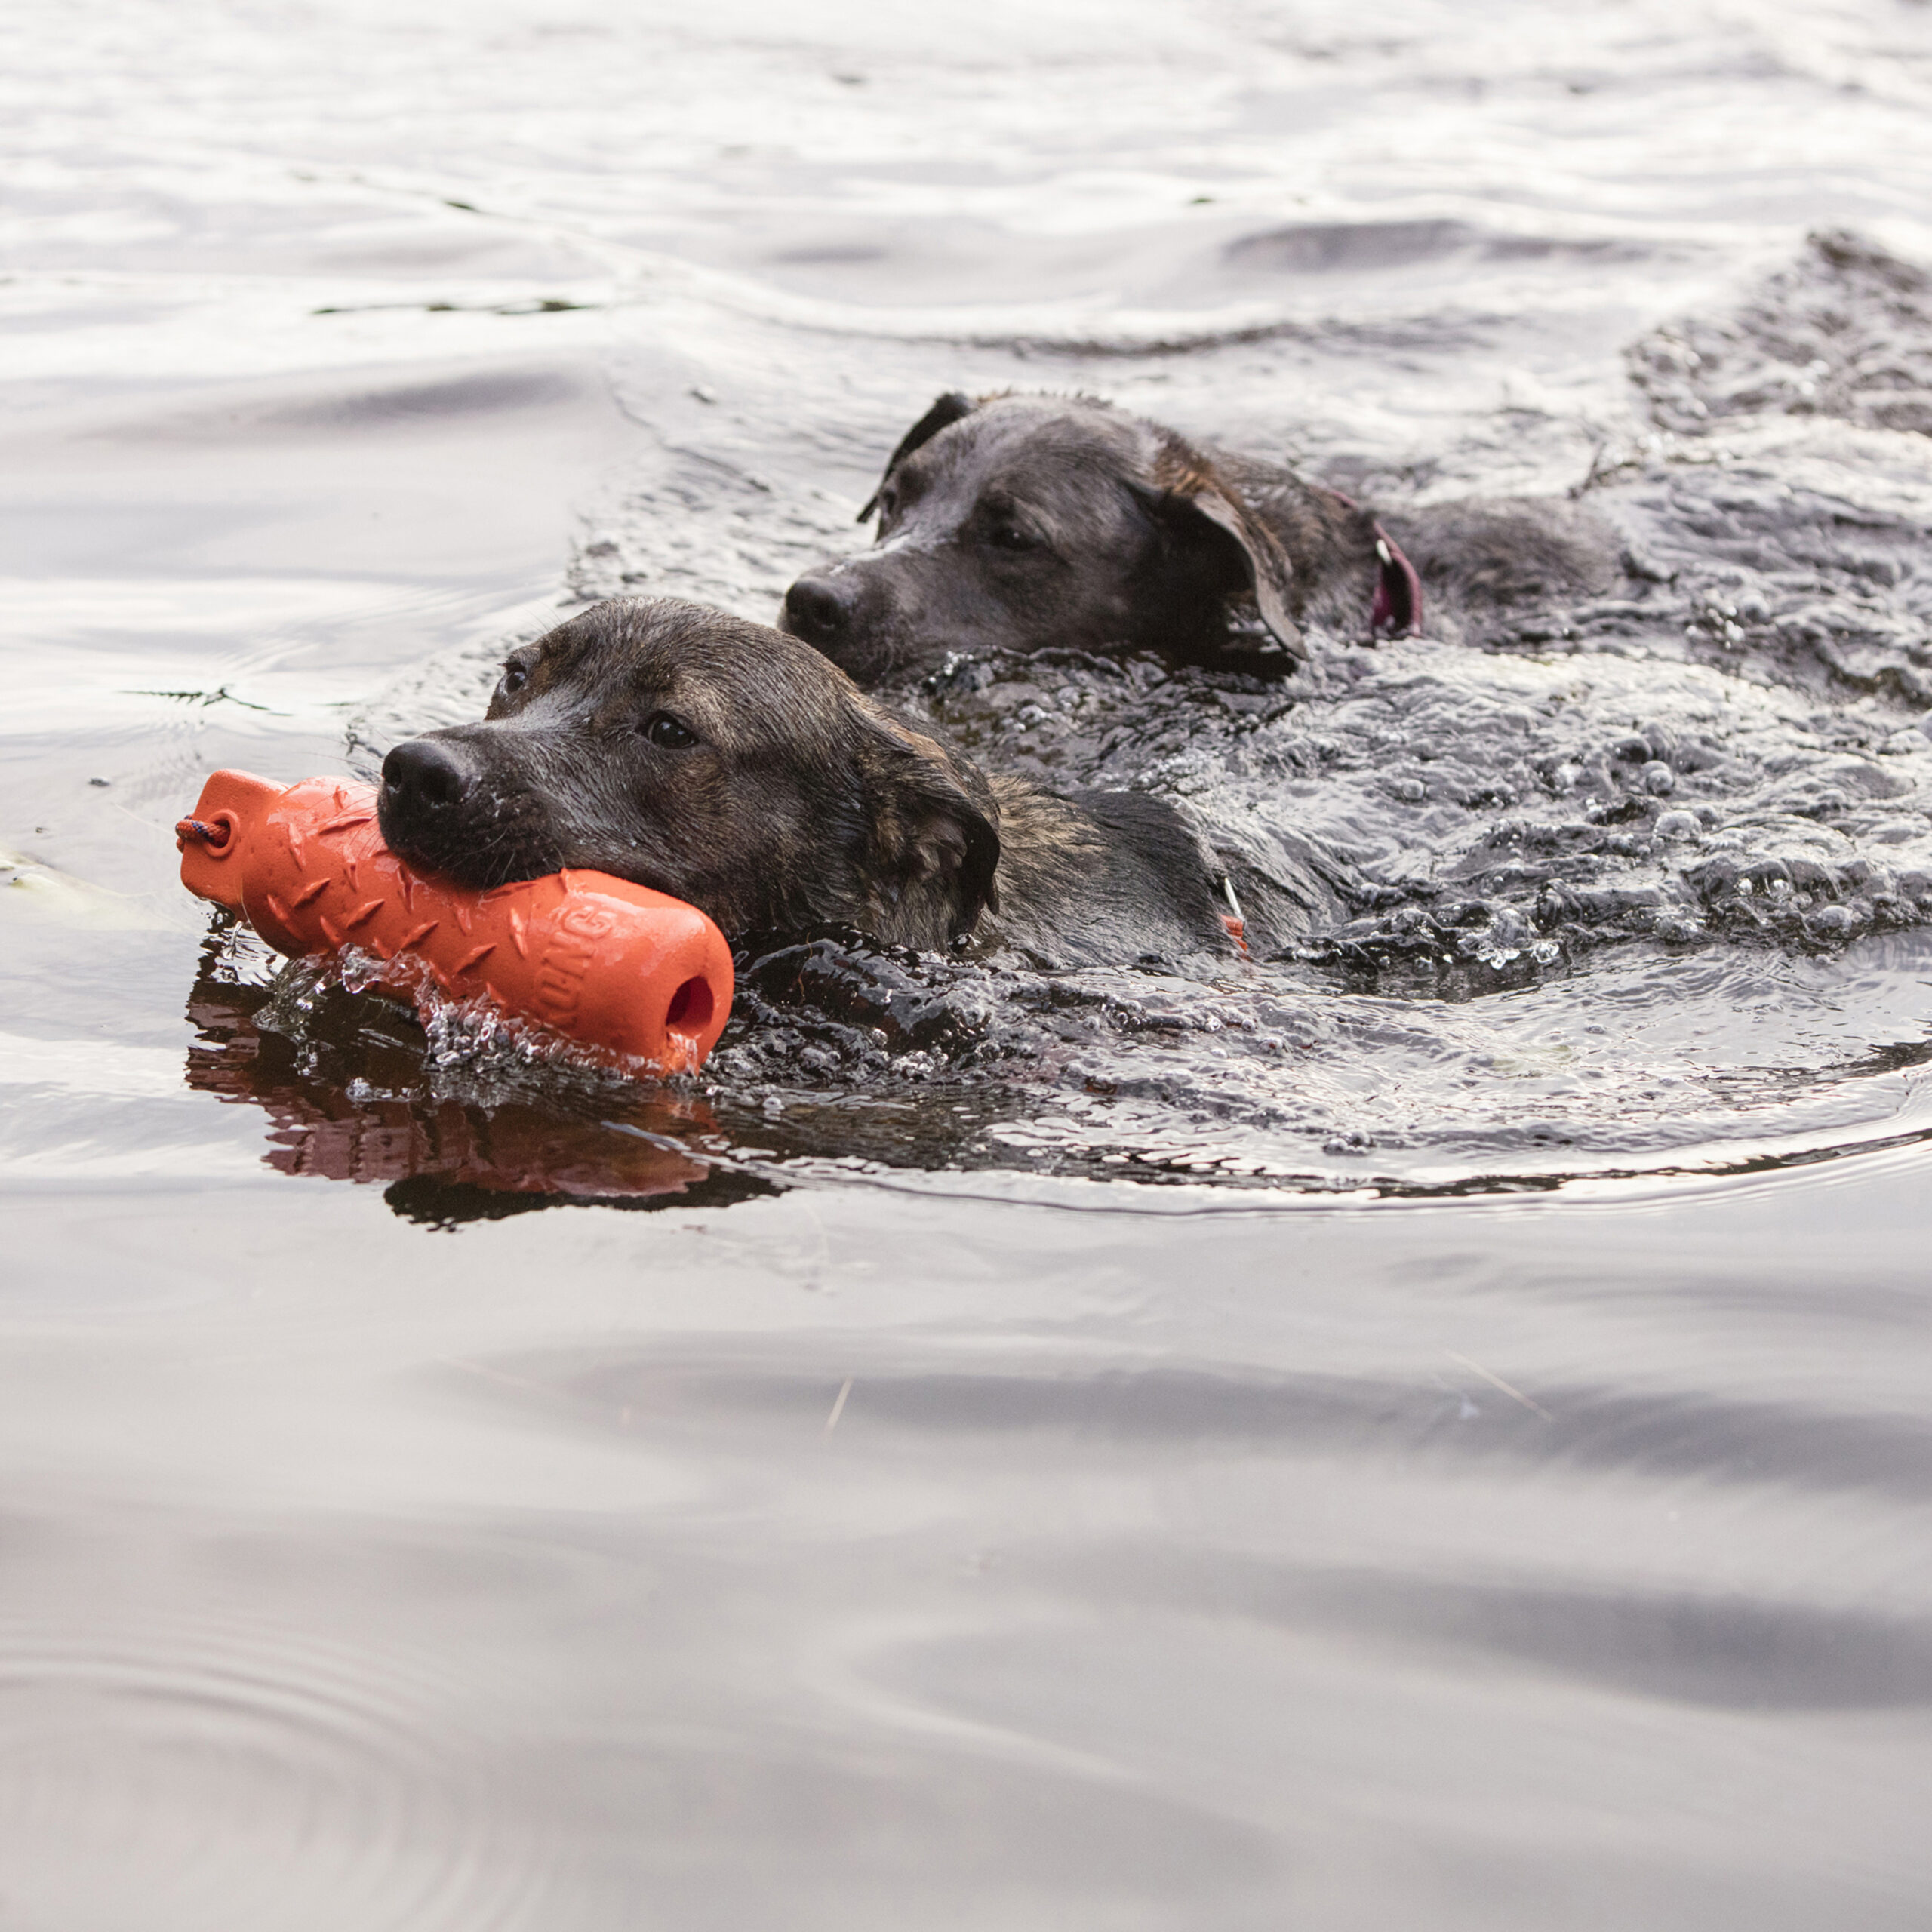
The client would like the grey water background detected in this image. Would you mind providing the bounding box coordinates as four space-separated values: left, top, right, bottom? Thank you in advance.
5 0 1932 1924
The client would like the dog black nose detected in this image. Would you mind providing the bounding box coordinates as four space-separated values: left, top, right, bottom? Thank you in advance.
380 737 472 815
783 574 854 645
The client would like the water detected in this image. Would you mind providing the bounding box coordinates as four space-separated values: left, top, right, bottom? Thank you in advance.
5 0 1932 1922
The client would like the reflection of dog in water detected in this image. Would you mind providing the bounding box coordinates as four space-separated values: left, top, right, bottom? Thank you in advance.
376 596 1273 968
779 390 1618 683
182 950 754 1223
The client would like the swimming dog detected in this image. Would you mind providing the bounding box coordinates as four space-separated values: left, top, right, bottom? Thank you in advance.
376 597 1249 969
778 389 1617 683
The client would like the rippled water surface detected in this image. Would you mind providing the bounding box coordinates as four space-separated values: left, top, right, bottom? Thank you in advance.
5 1 1932 1924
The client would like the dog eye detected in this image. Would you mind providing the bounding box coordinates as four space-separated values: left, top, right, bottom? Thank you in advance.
642 712 697 749
499 663 529 696
989 522 1039 552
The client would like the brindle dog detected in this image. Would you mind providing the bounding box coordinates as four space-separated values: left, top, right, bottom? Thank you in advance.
376 597 1244 970
779 390 1619 683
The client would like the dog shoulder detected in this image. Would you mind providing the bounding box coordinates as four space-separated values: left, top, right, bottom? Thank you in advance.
1374 496 1622 611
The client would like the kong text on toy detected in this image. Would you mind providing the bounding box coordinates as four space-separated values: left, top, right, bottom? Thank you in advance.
177 770 733 1075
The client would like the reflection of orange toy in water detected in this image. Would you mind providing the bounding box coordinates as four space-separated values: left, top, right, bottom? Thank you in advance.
177 770 733 1075
183 962 768 1223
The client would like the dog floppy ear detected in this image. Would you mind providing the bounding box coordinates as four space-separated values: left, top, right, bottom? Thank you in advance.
856 715 1002 947
857 392 977 523
1132 452 1304 660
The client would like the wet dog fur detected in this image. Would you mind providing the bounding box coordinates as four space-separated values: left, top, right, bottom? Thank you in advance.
779 389 1620 684
376 597 1240 970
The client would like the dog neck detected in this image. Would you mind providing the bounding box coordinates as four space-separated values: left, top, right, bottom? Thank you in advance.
1321 488 1423 638
973 775 1240 970
1209 451 1423 641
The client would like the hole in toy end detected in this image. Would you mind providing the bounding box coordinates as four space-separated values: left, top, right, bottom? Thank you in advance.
664 976 714 1041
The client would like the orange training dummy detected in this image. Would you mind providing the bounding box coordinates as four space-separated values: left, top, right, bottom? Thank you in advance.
176 770 733 1075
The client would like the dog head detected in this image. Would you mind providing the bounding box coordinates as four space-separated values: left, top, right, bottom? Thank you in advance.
779 392 1302 682
377 598 1001 949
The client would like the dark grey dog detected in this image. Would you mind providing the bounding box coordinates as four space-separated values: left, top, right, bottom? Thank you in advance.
779 390 1617 682
376 598 1245 969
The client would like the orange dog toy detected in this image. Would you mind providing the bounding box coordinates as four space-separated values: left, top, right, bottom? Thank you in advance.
177 770 733 1075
